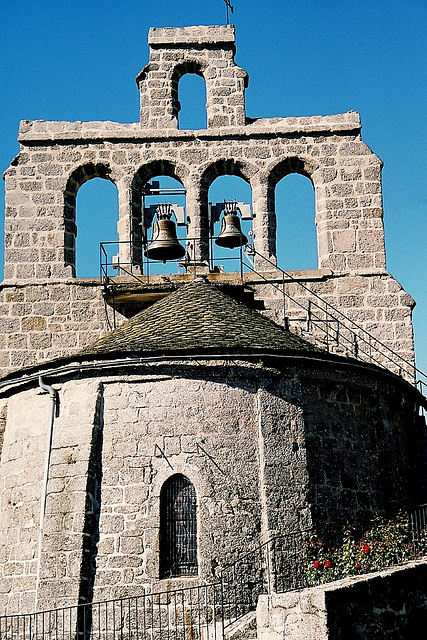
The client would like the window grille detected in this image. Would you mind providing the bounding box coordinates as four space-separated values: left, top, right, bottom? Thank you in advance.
160 474 198 578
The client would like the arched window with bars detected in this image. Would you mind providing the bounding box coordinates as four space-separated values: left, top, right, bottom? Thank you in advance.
159 474 198 578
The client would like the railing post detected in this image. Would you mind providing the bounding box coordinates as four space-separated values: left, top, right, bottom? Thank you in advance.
306 300 311 333
220 576 225 640
282 272 286 325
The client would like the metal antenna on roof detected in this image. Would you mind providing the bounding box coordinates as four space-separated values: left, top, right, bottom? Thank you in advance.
223 0 234 25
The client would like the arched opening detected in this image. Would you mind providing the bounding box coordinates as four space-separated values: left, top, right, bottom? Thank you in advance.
274 174 317 270
200 161 253 273
208 175 252 271
266 158 318 271
178 73 207 130
159 474 198 579
171 62 207 131
130 165 187 275
75 178 119 277
64 164 117 278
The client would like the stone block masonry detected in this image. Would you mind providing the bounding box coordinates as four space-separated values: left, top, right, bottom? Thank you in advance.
0 355 423 614
1 24 416 377
0 281 116 373
257 559 427 639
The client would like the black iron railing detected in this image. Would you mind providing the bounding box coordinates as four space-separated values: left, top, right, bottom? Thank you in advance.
0 530 310 640
0 583 225 640
99 238 249 285
410 503 427 543
99 240 427 403
242 248 427 397
1 517 427 640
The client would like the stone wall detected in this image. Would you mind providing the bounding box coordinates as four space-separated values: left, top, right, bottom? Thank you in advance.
3 112 385 277
300 365 424 539
0 361 314 612
253 269 415 379
0 268 416 380
0 280 117 372
0 381 102 614
0 356 424 614
256 559 427 639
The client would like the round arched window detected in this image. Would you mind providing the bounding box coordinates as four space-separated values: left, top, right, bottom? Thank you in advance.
159 474 198 578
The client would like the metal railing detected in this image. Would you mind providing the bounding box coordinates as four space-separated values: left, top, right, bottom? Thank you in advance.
410 503 427 543
99 239 249 286
1 516 426 640
99 240 427 402
0 530 310 640
0 583 225 640
242 248 427 397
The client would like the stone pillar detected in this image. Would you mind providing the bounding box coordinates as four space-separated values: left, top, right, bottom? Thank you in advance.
257 379 311 541
116 176 133 269
36 381 103 611
251 175 277 271
186 174 210 269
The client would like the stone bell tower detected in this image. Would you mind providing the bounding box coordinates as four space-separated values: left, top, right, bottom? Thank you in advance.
0 24 416 378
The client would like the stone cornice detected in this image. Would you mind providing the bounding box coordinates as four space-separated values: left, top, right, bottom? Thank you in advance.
17 112 361 144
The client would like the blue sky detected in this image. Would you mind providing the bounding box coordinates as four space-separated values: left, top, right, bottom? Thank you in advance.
0 0 426 373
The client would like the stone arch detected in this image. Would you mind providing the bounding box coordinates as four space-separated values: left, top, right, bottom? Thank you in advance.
200 158 257 201
258 157 319 268
64 163 116 276
196 159 256 263
129 161 188 266
171 61 208 128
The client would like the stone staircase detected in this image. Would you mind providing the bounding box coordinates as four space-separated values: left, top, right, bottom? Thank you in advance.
225 612 257 640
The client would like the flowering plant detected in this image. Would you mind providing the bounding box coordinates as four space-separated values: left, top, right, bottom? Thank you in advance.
303 513 427 587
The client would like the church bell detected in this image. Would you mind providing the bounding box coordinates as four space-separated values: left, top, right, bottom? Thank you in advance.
215 202 248 249
145 203 186 262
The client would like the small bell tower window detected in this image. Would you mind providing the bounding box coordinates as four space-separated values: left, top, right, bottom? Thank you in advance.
159 474 198 578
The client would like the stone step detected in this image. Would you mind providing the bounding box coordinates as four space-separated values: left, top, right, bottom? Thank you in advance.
224 611 257 640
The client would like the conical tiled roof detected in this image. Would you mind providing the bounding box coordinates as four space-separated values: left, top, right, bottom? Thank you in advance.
79 278 322 357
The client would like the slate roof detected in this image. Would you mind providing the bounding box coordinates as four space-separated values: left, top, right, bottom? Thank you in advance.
79 278 322 357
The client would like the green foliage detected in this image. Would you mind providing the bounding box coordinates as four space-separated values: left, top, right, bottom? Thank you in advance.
303 513 427 587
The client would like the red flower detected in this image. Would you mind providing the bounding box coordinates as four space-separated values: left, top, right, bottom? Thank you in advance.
313 561 321 569
363 544 370 554
355 564 361 569
324 560 332 568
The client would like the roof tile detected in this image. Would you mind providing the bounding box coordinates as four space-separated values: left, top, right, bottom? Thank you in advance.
79 278 322 357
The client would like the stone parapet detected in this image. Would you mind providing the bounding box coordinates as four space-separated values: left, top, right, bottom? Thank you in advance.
257 559 427 639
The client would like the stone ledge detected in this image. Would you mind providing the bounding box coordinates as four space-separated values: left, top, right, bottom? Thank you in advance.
17 112 361 143
148 25 235 46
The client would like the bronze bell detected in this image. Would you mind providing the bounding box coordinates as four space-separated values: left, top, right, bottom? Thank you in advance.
145 203 185 262
215 203 248 249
